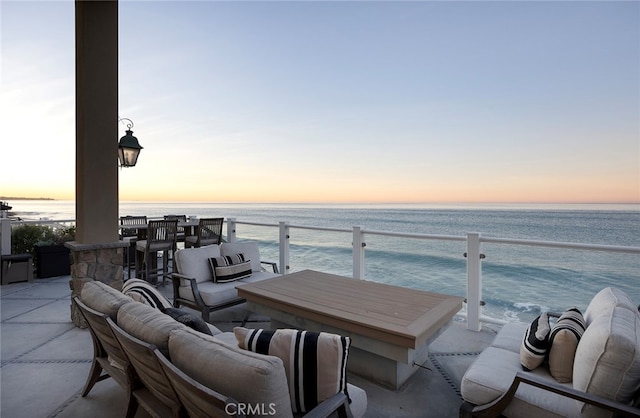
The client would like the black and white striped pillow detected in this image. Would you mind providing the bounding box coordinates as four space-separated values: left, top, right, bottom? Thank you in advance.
121 279 173 310
208 253 252 283
234 327 350 413
520 312 550 371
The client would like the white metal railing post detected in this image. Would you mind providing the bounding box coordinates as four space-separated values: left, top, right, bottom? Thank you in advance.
227 218 237 243
279 221 290 274
0 218 11 255
352 226 365 279
466 232 483 331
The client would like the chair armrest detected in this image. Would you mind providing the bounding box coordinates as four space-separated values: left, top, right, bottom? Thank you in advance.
465 371 640 418
170 273 207 308
260 261 279 274
302 392 353 418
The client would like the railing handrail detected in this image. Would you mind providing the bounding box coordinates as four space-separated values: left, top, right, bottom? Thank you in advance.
3 216 639 331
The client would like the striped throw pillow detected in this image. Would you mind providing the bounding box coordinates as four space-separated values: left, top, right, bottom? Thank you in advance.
234 327 351 413
548 307 586 383
208 253 252 283
520 312 550 371
121 279 173 310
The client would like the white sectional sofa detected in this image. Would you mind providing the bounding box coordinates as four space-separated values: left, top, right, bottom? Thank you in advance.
170 242 280 321
78 280 368 418
460 287 640 418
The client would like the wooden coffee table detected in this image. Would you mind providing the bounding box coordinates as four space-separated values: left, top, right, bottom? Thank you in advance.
237 269 464 389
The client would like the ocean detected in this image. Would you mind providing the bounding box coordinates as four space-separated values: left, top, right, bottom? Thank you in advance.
8 200 640 323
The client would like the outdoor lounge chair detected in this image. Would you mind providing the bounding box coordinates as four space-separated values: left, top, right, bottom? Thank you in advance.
459 287 640 417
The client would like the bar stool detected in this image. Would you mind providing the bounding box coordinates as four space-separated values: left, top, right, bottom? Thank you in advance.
119 215 147 279
135 219 178 286
184 218 224 248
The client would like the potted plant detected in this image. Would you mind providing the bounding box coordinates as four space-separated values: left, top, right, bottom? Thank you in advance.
11 224 75 278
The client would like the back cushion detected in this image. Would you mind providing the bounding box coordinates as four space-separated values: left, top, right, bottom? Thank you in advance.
168 327 293 418
584 287 637 326
174 244 220 284
80 280 132 320
221 242 261 273
117 302 186 357
573 305 640 417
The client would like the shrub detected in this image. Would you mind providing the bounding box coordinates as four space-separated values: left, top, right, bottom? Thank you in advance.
11 224 76 256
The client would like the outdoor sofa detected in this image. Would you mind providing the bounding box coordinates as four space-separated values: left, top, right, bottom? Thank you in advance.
170 242 281 321
460 287 640 417
77 279 368 418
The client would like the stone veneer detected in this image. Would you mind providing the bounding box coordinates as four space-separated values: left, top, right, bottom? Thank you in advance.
65 240 130 327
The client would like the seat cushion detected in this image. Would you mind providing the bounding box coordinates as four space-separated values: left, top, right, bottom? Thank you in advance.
584 287 637 326
573 305 640 417
121 278 173 310
461 346 579 418
221 242 262 272
168 327 294 418
234 327 351 414
116 301 187 357
174 244 220 283
179 271 279 306
80 280 132 320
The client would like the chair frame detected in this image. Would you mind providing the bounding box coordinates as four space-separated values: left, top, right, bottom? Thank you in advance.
184 217 224 248
107 317 184 418
73 297 140 418
155 347 245 418
136 219 178 286
460 370 640 418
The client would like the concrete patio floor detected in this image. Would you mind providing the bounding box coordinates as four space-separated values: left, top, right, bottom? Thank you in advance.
1 275 499 418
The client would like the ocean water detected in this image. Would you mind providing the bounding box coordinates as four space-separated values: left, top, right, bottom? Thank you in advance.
8 200 640 323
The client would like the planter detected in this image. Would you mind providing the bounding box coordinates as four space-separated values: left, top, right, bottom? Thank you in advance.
35 244 71 278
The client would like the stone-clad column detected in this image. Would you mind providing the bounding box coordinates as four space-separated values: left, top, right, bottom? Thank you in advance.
66 241 129 327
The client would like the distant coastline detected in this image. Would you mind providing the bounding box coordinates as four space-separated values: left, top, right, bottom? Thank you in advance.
0 196 54 201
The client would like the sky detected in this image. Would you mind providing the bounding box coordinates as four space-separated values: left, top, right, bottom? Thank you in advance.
1 0 639 204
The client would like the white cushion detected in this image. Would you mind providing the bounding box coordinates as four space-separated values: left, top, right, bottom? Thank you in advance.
178 271 279 305
116 301 186 357
461 346 579 418
174 244 220 284
80 280 132 320
492 322 528 353
573 305 640 417
584 287 637 326
221 242 262 272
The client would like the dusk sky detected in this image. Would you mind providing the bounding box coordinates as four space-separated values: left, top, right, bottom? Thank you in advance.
1 1 639 204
